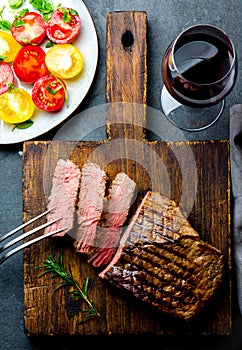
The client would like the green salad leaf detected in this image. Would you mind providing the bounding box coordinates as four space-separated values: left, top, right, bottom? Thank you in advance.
12 119 34 131
0 5 11 31
8 0 24 10
29 0 54 21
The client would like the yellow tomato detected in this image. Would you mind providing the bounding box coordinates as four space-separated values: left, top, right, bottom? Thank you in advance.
0 88 35 124
45 44 84 79
0 31 22 62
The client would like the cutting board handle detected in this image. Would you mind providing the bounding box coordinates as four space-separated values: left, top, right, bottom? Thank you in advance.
106 11 147 141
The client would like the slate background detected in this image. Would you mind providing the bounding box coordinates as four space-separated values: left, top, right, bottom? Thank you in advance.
1 1 242 349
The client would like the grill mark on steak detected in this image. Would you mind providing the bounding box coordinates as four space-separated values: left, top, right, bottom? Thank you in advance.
122 243 196 277
104 236 224 319
142 207 185 232
104 265 197 314
44 159 81 237
75 162 107 253
105 269 191 307
100 191 224 320
87 172 136 267
113 241 197 291
130 222 177 243
139 193 199 238
106 264 196 308
124 194 199 248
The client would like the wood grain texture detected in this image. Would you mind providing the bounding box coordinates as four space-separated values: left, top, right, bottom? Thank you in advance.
23 12 232 336
106 11 147 141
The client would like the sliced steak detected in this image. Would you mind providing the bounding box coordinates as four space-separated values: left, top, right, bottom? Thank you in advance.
75 162 107 253
45 159 81 236
88 172 136 267
99 191 224 320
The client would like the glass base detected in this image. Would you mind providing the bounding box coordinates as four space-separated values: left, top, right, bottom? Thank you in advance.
160 85 225 131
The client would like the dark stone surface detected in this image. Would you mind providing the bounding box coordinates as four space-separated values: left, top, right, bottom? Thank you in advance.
1 1 242 349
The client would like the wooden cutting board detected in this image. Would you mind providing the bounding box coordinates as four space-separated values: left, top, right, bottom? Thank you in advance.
22 12 232 336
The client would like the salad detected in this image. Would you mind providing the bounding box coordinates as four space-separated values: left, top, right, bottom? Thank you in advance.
0 0 84 127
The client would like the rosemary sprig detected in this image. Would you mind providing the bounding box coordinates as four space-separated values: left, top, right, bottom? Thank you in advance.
36 250 101 324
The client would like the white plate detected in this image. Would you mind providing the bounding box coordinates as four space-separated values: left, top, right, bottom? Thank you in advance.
0 0 98 144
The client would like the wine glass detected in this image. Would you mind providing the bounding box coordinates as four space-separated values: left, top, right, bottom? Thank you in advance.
161 24 237 131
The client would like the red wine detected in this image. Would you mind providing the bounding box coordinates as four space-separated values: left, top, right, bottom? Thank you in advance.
162 30 236 107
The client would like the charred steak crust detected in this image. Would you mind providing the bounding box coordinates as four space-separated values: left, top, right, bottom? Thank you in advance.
99 191 224 320
102 236 224 320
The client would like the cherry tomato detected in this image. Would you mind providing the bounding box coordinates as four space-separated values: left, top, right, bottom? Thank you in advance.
45 44 84 79
0 87 35 124
11 12 46 46
0 62 14 95
0 31 21 62
13 45 48 84
32 75 66 112
46 7 81 44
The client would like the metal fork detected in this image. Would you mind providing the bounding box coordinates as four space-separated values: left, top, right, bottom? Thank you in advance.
0 209 65 265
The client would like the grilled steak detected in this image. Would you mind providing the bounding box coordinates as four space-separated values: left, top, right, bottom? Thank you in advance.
88 172 136 267
45 159 81 236
75 162 107 253
99 191 224 320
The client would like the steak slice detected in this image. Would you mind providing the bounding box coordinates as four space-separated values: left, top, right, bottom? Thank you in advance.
99 191 224 320
45 159 81 236
75 162 107 253
88 172 136 267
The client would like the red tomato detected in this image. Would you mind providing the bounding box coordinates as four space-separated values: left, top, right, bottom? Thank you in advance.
32 75 66 112
13 45 48 84
11 12 46 46
46 7 81 44
0 62 14 95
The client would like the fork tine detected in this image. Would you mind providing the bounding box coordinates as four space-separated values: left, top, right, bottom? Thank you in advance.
0 208 53 244
0 217 62 254
0 227 66 265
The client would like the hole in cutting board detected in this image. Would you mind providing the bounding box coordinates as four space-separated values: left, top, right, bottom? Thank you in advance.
121 30 134 51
